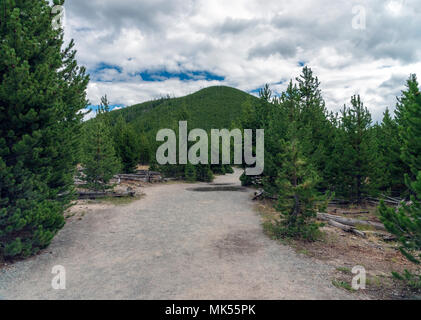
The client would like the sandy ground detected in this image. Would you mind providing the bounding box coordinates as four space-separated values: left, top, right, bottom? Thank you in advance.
0 169 354 300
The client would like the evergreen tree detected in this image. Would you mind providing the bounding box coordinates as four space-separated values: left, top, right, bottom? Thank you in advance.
113 115 139 173
81 117 120 191
395 74 419 129
274 138 325 241
379 76 421 275
184 162 197 182
138 134 151 165
379 76 421 288
379 173 421 265
196 164 214 182
375 108 406 196
99 95 111 114
261 81 295 195
0 0 89 258
400 78 421 180
321 111 345 193
339 96 376 202
379 172 421 289
295 67 332 185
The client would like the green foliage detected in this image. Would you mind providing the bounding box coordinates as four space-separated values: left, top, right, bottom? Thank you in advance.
336 95 377 202
274 139 325 241
0 0 89 259
113 115 140 173
196 164 214 183
379 173 421 265
110 86 258 143
224 165 234 174
184 163 197 182
392 270 421 290
81 117 121 191
400 76 421 179
332 280 355 292
377 74 421 291
374 109 407 196
108 86 252 181
138 134 151 165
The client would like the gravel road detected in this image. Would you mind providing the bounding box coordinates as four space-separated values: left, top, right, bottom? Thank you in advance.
0 169 353 300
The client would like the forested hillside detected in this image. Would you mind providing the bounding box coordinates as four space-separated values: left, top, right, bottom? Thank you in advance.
110 86 258 138
103 86 259 180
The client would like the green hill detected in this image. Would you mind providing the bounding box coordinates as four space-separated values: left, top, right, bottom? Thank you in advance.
110 86 259 138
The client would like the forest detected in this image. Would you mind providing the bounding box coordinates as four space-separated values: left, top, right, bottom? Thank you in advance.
77 66 421 289
0 0 420 295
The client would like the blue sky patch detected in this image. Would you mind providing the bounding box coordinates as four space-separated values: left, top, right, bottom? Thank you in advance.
136 70 225 82
86 104 125 112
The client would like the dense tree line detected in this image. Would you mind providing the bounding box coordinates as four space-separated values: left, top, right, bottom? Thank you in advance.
240 67 421 250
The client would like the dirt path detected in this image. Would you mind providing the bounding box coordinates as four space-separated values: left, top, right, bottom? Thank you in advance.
0 169 354 300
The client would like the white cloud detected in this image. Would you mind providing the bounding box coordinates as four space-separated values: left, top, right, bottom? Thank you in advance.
63 0 421 122
81 109 97 122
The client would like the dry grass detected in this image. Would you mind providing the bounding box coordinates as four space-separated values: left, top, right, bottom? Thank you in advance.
255 199 420 299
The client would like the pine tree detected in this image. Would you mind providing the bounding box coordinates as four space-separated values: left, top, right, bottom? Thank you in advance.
113 115 139 174
378 171 421 289
339 96 376 202
378 77 421 288
0 0 89 258
400 78 421 180
294 67 334 191
196 164 214 182
138 134 151 165
184 162 197 182
261 81 295 195
395 74 419 130
379 173 421 265
322 111 345 193
274 138 325 241
81 117 121 191
375 108 406 196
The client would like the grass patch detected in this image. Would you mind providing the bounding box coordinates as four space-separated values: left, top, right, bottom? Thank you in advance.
336 267 352 275
355 224 376 231
366 276 383 288
297 249 310 256
332 280 355 292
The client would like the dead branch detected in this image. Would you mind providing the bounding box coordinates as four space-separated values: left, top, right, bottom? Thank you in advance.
317 212 386 231
325 219 366 238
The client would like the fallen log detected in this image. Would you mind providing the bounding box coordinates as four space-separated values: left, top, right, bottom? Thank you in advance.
253 190 264 201
382 235 397 242
327 220 366 238
77 190 135 200
317 212 386 231
339 211 370 215
368 197 400 205
381 194 404 204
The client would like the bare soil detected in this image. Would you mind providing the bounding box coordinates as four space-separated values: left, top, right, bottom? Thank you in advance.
256 199 420 300
0 169 354 300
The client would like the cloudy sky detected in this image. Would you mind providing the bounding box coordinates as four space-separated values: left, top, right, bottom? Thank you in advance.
62 0 421 122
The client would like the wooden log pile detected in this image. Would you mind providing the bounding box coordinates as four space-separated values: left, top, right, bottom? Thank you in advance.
117 171 163 184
